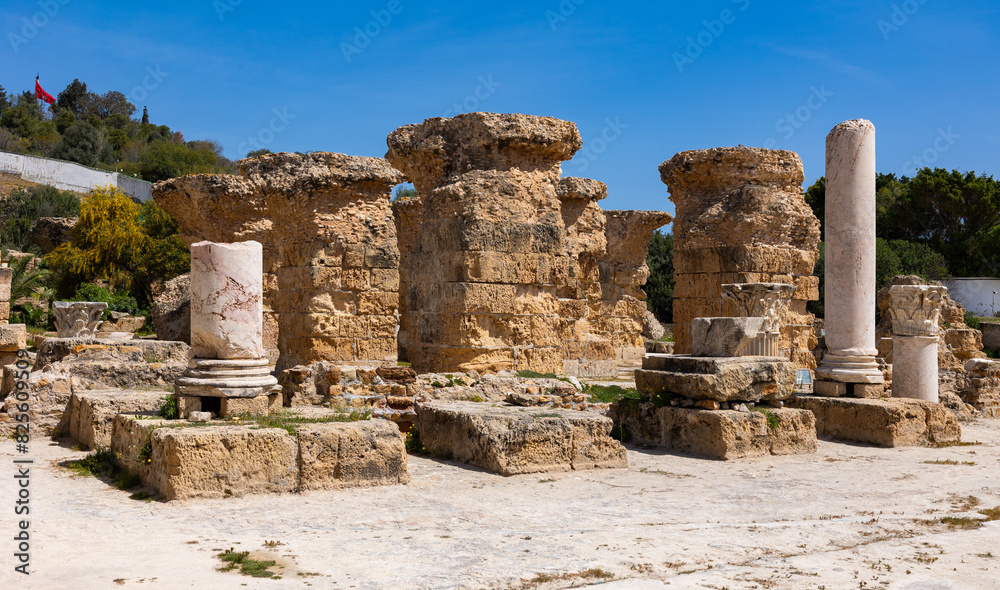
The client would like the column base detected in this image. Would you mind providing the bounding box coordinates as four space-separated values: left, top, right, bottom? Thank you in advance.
176 358 278 398
815 352 884 384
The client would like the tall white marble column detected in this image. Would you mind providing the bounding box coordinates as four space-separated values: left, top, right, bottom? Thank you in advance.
889 285 946 402
815 120 885 387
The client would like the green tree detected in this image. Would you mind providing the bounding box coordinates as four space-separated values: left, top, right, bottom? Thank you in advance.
1 105 41 138
645 230 674 322
138 140 225 182
882 169 1000 276
57 79 90 117
52 121 102 166
392 186 417 201
53 109 77 133
47 186 189 307
0 85 10 112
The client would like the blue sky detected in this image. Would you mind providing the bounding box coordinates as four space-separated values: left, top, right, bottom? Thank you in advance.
3 0 999 222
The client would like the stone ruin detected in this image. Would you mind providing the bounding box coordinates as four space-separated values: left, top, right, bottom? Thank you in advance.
793 120 959 447
386 112 669 376
876 275 1000 418
154 152 406 371
659 147 820 369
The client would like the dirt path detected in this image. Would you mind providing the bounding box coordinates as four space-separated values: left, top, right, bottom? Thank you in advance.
2 420 999 589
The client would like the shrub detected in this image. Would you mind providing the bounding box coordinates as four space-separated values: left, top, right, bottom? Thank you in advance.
0 185 80 252
46 186 189 307
965 311 982 330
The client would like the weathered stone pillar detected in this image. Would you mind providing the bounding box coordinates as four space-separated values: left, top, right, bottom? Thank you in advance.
599 210 673 363
176 241 278 417
659 147 820 367
815 120 884 391
154 152 405 372
386 113 582 374
889 284 946 402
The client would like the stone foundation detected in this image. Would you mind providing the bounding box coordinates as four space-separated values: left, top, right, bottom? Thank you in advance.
414 400 627 475
110 413 409 500
794 395 961 447
610 399 817 460
66 390 168 450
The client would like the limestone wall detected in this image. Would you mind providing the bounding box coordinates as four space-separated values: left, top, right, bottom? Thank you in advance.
153 152 404 371
659 147 821 368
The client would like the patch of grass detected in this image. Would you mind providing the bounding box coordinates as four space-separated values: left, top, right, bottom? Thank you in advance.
397 361 412 368
64 448 141 490
925 440 981 448
583 384 641 404
157 395 179 420
924 459 959 465
405 429 429 455
217 548 281 579
940 516 983 530
535 412 562 418
129 491 152 501
754 408 781 431
979 506 1000 521
136 437 153 466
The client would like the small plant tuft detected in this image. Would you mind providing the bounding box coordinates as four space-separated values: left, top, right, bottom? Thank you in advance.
158 395 179 420
216 548 281 579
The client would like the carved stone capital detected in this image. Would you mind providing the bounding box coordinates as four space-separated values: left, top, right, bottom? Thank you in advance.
888 284 947 337
721 283 797 332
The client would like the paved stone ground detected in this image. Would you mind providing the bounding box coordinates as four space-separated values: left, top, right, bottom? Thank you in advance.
2 418 999 589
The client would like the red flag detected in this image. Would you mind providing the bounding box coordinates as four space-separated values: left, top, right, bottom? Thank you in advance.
35 78 55 104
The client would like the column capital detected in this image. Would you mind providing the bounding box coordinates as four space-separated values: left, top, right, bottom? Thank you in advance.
888 284 947 337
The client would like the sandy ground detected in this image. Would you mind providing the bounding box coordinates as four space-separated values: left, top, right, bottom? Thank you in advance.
3 419 1000 590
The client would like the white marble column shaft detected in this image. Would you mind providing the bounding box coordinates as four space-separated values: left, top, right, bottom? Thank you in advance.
815 120 884 384
189 241 266 360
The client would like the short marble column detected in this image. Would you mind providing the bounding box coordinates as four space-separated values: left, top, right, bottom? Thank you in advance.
815 120 885 391
889 285 946 402
176 241 278 418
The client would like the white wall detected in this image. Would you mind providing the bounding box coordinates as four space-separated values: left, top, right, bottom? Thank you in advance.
945 278 1000 318
0 151 152 202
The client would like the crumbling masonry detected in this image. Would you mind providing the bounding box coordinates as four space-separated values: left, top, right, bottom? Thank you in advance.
659 147 821 368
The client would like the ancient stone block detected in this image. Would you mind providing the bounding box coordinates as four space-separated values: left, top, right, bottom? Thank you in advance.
297 420 410 490
691 317 764 357
794 395 961 447
415 401 626 475
611 400 817 460
68 390 168 450
637 355 796 403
